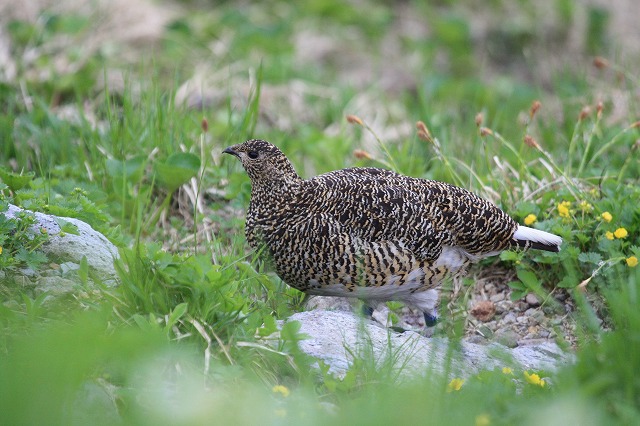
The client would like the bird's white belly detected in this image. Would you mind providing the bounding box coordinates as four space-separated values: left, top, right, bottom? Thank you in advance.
305 267 428 301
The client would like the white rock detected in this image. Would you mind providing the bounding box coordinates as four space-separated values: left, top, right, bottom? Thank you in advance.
284 310 571 379
4 204 118 282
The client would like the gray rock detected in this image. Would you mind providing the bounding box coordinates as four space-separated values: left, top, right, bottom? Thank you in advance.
284 310 570 379
60 262 81 275
489 293 505 303
502 312 517 324
526 293 541 306
493 328 520 348
4 204 118 282
35 276 80 295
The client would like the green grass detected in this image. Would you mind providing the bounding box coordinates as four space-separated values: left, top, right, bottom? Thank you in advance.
1 1 640 424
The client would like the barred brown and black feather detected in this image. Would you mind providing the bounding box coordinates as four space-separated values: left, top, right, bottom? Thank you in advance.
223 139 562 324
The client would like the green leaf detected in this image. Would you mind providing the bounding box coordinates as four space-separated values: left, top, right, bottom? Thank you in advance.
0 168 35 191
516 269 541 289
153 152 201 192
557 276 578 289
78 256 89 286
257 314 277 337
500 250 523 262
167 302 188 329
105 156 146 181
578 252 603 265
15 248 48 270
54 218 79 235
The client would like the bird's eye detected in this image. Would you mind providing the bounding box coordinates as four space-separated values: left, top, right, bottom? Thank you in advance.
247 150 259 159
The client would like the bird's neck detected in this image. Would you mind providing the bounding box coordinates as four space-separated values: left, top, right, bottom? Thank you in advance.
251 174 302 204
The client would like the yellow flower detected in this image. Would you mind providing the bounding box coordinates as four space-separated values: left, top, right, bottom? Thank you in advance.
272 385 290 398
475 414 491 426
524 371 546 387
0 247 3 255
627 256 638 267
557 201 571 218
614 228 628 239
447 378 464 392
605 232 614 240
502 367 513 375
601 212 613 223
523 214 537 226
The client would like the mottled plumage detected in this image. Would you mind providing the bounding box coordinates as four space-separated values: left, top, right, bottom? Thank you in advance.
223 139 562 326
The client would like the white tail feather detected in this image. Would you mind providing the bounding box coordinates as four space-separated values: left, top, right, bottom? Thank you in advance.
514 225 562 249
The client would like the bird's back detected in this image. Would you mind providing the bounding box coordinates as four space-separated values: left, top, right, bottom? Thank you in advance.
303 167 518 259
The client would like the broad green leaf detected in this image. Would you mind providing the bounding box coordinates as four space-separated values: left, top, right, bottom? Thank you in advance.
516 269 541 289
167 302 189 329
0 168 35 191
105 156 146 181
153 152 200 192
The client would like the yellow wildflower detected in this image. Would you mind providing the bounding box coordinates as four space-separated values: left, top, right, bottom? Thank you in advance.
475 414 491 426
523 214 537 226
614 228 628 239
557 201 571 218
579 200 593 211
447 378 464 392
502 367 513 375
524 371 546 387
627 256 638 268
605 232 614 240
601 212 613 223
272 385 290 398
0 247 2 255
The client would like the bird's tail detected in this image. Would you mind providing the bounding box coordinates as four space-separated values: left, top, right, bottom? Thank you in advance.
512 225 562 252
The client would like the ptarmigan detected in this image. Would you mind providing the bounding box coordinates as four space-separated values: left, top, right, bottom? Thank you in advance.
223 139 562 327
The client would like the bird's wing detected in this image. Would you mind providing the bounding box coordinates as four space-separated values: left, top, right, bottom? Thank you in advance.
304 168 450 261
306 167 517 258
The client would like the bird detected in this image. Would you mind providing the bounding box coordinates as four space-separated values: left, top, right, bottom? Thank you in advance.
223 139 562 328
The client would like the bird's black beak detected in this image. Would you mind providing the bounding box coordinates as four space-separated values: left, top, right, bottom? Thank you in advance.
223 147 240 157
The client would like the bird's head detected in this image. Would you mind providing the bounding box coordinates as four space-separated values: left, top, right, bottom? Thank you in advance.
223 139 300 184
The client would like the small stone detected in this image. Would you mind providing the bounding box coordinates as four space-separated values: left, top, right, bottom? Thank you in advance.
35 276 78 295
476 325 494 339
470 300 496 322
526 293 540 306
60 262 81 275
18 268 36 277
551 318 563 326
494 329 520 348
467 335 488 344
539 329 550 338
502 312 517 324
489 293 505 303
516 315 528 324
525 309 545 324
495 301 511 314
554 292 568 302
